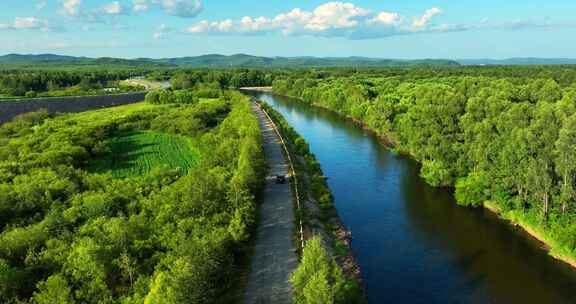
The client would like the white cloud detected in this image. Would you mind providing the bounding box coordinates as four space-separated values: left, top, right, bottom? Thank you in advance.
162 0 202 18
0 17 56 32
13 17 43 29
102 1 124 15
187 2 452 39
132 0 149 12
369 12 402 26
305 2 369 31
62 0 83 16
188 2 371 36
412 7 442 29
132 0 203 18
60 0 130 24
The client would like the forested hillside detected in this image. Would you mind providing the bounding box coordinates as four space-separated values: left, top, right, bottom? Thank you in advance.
0 53 459 69
272 66 576 265
0 89 264 303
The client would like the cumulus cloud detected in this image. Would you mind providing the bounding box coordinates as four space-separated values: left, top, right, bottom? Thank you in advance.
189 2 371 35
369 12 403 26
132 0 203 18
187 2 452 39
412 7 442 29
61 0 200 22
62 0 83 16
162 0 202 17
0 17 57 32
60 0 131 24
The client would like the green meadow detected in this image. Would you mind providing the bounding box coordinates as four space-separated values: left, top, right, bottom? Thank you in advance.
90 131 199 178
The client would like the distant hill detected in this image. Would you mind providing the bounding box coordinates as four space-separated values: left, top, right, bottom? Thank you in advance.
143 54 460 67
0 53 85 63
0 54 171 69
458 58 576 65
0 53 459 68
5 54 576 68
146 54 275 67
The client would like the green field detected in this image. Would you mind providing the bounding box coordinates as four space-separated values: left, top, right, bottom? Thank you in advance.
90 130 199 178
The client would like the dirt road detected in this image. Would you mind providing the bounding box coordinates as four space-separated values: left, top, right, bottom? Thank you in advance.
244 103 297 304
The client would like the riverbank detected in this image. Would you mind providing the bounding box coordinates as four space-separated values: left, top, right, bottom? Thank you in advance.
269 89 576 273
484 201 576 269
256 99 365 301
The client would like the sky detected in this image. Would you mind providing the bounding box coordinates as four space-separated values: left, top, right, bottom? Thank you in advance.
0 0 575 59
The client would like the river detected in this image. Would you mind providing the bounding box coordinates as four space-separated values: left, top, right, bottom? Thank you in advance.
244 91 576 304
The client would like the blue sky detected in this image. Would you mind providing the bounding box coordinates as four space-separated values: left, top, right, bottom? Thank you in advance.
0 0 575 59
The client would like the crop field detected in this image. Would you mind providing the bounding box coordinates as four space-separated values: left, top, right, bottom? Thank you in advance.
90 130 199 178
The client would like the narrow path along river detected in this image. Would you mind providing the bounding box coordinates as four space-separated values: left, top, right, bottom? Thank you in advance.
244 103 297 304
244 91 576 304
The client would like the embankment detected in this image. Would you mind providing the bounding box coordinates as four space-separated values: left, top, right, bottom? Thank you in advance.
256 99 365 301
484 201 576 269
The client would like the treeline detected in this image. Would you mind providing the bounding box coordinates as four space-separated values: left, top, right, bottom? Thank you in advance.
169 69 275 90
145 83 223 105
0 70 143 97
272 65 576 87
145 68 277 104
0 90 264 303
273 67 576 262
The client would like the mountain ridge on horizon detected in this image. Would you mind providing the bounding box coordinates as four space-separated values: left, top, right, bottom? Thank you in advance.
1 53 576 68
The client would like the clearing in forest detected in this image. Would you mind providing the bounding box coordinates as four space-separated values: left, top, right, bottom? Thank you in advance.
90 130 199 178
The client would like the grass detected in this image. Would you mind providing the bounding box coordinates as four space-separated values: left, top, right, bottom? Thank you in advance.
90 130 199 178
59 102 156 126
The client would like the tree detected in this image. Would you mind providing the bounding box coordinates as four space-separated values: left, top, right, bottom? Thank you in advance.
395 84 466 186
32 274 74 304
455 171 490 207
555 114 576 214
301 270 334 304
526 158 554 219
291 236 347 304
526 102 560 219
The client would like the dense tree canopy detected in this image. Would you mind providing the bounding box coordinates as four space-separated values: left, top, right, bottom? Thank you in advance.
273 65 576 262
0 70 146 98
0 89 264 303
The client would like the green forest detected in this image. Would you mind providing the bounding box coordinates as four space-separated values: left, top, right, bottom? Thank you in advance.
0 88 265 303
3 63 576 302
0 70 147 99
272 65 576 265
0 68 277 100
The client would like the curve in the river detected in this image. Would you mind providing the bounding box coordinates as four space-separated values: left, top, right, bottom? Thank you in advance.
244 90 576 304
